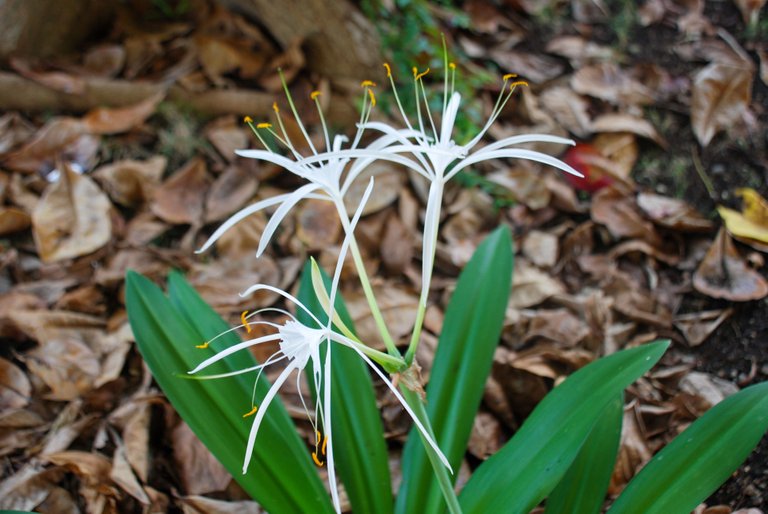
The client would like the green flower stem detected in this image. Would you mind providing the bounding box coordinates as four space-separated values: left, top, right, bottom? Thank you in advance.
400 386 462 514
404 300 427 366
336 202 400 358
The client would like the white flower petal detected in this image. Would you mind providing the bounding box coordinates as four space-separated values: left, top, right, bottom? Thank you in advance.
445 148 583 181
257 182 322 257
420 180 444 306
188 333 282 374
240 284 324 328
440 92 461 145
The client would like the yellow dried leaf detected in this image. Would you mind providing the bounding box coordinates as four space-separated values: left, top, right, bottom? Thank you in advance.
717 206 768 244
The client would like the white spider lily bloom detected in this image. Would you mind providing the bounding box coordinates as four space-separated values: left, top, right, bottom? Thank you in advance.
197 80 421 258
353 63 584 306
188 180 450 513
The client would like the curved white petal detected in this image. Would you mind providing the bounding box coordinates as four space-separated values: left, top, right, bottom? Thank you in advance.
240 284 324 329
235 150 311 179
242 362 297 473
439 92 461 145
420 180 444 306
257 182 322 257
188 333 282 374
473 134 575 155
188 354 288 380
445 148 584 181
197 194 291 254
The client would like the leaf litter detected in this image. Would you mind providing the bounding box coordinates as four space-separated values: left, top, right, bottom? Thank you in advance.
0 0 767 512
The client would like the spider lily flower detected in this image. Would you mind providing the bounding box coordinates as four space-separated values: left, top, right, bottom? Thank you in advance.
353 59 584 306
188 180 450 512
197 76 422 258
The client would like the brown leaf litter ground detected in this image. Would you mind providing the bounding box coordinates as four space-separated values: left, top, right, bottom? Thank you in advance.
0 0 767 512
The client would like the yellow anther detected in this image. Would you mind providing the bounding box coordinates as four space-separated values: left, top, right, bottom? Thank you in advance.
503 73 518 80
510 80 529 90
256 122 272 129
272 102 279 113
312 452 325 467
195 341 210 349
383 62 392 77
368 88 376 106
243 116 253 123
241 310 252 334
449 62 456 70
242 406 258 418
321 435 328 455
414 67 430 81
360 80 376 88
310 91 321 100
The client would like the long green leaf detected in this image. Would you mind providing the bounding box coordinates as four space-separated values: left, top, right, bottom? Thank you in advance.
126 271 334 514
296 262 394 514
396 225 513 514
459 340 670 514
544 395 624 514
608 381 768 514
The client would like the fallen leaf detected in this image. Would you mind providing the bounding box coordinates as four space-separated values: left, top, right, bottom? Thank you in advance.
295 198 342 251
44 451 112 486
10 57 86 95
0 357 31 410
674 309 733 346
380 213 414 274
691 63 753 146
539 86 592 138
82 92 164 135
173 422 231 495
94 156 167 207
693 228 768 301
0 465 63 511
733 0 767 24
205 165 259 222
467 412 503 460
180 495 263 514
195 35 267 85
189 256 281 311
571 63 655 105
1 117 97 175
346 285 419 349
545 36 618 68
152 157 210 225
591 187 661 245
638 192 715 232
522 230 559 268
111 437 150 504
31 162 112 262
609 406 652 493
510 259 565 309
343 161 404 216
718 206 768 251
0 207 31 236
679 371 739 414
590 113 666 146
82 44 126 78
214 209 268 258
205 117 250 161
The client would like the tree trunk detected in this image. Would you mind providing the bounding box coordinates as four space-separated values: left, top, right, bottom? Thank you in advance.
215 0 382 81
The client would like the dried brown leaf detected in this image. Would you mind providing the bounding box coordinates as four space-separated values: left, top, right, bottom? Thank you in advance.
692 63 753 146
152 157 210 225
195 35 267 85
343 162 404 216
591 187 661 245
638 192 715 232
679 371 739 413
0 207 31 236
205 165 259 222
82 92 164 135
0 465 63 511
45 451 112 486
189 256 280 311
173 421 231 495
381 213 414 274
180 495 263 514
522 230 559 268
590 113 666 146
111 438 150 504
0 357 31 410
693 228 768 301
539 86 592 138
94 156 167 207
205 117 249 162
467 412 503 460
1 117 97 174
346 285 419 349
510 259 565 309
10 57 87 95
31 163 112 262
82 44 126 78
295 198 342 251
571 63 655 105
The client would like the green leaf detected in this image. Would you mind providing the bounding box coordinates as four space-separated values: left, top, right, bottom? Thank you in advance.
396 225 514 514
544 395 624 514
125 270 334 514
608 381 768 514
459 340 670 514
296 261 394 514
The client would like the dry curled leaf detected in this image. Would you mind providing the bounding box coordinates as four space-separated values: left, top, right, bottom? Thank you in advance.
638 192 715 232
571 63 654 105
173 422 231 495
0 207 31 236
151 157 210 225
82 92 164 135
205 165 259 222
0 357 31 410
94 156 167 207
693 228 768 301
31 163 112 262
691 63 753 146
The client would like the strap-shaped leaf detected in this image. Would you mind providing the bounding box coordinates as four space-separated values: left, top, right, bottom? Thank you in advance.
544 395 624 514
608 381 768 514
396 225 513 514
459 340 669 514
126 271 334 514
296 262 394 514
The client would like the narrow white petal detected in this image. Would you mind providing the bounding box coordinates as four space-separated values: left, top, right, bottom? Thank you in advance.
257 182 321 257
197 194 291 254
477 134 575 154
323 338 340 512
240 284 324 328
235 150 311 178
242 362 296 473
420 180 444 306
445 149 584 181
188 354 288 380
440 92 461 145
352 347 452 472
188 333 282 374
